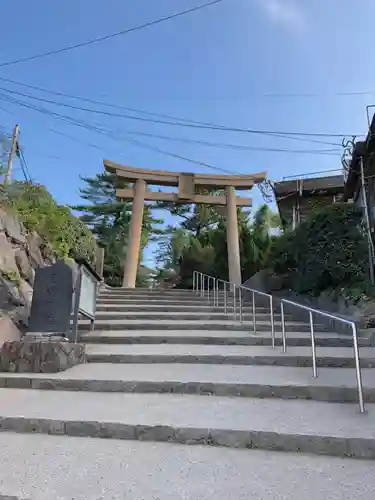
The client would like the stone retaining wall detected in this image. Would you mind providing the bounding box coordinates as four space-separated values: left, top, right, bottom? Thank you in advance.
0 207 58 345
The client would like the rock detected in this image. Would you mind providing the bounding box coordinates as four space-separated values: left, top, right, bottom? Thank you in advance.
0 340 86 373
19 280 33 307
0 277 23 309
15 248 34 284
26 232 44 268
0 207 6 231
41 244 57 265
0 315 21 348
3 212 26 244
0 232 20 278
0 279 33 334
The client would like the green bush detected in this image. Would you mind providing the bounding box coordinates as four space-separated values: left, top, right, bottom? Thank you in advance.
5 182 96 263
178 240 216 288
270 204 369 296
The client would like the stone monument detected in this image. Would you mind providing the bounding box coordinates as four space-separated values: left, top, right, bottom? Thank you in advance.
28 260 75 336
0 260 86 373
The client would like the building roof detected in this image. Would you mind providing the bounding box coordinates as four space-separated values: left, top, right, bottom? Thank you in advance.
274 175 344 198
343 114 375 201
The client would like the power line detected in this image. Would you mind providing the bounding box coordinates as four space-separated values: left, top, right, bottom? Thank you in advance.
282 168 344 180
118 136 242 176
0 92 217 175
0 0 225 68
49 128 115 154
0 92 240 176
0 85 358 143
0 91 109 136
0 88 344 153
0 103 14 116
0 91 346 184
17 148 32 182
263 91 373 98
0 75 208 127
110 129 341 155
0 89 345 182
0 76 352 147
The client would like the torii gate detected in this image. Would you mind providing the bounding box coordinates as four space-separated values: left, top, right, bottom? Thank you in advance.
104 160 267 288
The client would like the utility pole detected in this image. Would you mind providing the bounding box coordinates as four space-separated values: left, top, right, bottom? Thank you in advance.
4 124 20 184
360 156 375 283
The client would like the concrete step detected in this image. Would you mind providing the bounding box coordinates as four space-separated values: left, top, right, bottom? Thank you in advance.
81 329 356 347
84 344 375 368
0 388 373 458
99 289 199 297
96 300 243 308
1 364 375 403
79 319 318 332
95 304 272 313
92 311 287 321
1 433 374 500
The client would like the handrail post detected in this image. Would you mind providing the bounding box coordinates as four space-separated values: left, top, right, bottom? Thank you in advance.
281 301 286 352
71 264 83 343
239 287 243 323
352 323 365 413
270 295 275 348
252 291 256 333
191 270 366 415
309 311 317 378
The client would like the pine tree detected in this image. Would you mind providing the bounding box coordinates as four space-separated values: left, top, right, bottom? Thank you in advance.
72 172 163 286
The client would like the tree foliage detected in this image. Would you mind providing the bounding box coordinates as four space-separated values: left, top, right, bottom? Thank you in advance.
5 181 96 262
269 203 369 296
73 172 162 286
156 201 280 287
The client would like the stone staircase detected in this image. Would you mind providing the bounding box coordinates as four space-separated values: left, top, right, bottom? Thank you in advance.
1 286 375 499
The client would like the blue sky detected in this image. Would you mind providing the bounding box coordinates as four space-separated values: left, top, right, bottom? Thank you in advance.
0 0 375 266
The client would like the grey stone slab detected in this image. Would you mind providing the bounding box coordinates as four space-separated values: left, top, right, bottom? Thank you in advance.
95 305 273 314
81 329 357 347
0 433 375 500
28 262 74 335
78 319 316 333
93 312 286 322
0 495 29 500
0 389 374 457
96 298 240 306
1 364 375 402
84 343 375 368
0 340 85 373
81 329 346 338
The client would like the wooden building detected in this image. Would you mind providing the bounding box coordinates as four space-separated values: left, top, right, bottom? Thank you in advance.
274 174 345 230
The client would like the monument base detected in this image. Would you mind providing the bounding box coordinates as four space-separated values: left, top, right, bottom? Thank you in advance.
0 338 86 373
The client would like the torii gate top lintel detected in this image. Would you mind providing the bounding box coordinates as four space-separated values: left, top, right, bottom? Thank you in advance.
104 160 267 288
104 160 267 190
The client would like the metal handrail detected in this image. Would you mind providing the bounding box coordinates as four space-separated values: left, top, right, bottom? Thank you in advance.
193 270 366 414
281 297 365 413
193 271 275 348
239 285 275 346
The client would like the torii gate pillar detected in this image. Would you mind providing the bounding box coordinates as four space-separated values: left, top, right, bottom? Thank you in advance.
123 179 146 288
104 161 267 288
226 186 242 285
